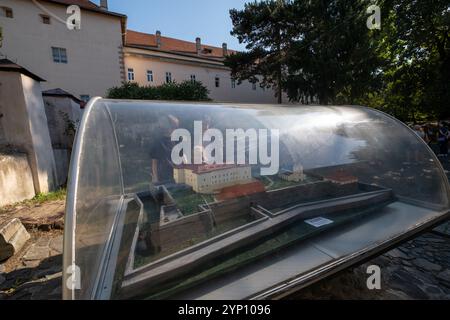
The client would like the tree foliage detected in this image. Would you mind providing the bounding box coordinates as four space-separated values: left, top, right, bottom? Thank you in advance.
226 0 296 103
286 0 382 105
226 0 449 120
376 0 450 121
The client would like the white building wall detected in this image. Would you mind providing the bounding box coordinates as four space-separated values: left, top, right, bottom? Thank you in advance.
124 53 281 104
175 166 252 194
0 0 124 98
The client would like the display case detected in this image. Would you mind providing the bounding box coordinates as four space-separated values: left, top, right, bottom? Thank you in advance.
63 98 450 300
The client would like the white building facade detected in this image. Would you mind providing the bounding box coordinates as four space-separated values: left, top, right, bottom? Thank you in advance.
174 164 252 194
0 0 126 100
0 0 281 103
124 30 281 103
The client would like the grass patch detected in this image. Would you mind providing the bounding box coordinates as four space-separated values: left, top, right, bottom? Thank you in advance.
170 189 215 215
0 188 67 213
31 188 66 204
261 174 321 191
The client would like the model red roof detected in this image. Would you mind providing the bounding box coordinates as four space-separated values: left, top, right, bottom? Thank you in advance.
217 181 266 201
175 163 249 174
323 171 358 184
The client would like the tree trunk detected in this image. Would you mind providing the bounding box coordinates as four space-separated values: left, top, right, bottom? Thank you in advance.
277 71 282 104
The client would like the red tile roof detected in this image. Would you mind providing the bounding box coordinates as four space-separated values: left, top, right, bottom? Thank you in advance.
126 30 234 59
217 181 266 201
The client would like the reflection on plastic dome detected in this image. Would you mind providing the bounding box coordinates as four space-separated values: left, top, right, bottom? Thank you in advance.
64 100 450 300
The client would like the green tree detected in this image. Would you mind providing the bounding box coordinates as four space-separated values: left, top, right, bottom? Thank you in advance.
225 0 295 103
227 0 382 105
285 0 383 105
379 0 450 121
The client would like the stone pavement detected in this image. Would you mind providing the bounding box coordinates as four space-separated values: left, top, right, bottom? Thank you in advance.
289 223 450 300
0 232 63 300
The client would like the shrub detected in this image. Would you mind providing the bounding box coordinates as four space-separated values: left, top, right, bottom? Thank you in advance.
107 81 210 101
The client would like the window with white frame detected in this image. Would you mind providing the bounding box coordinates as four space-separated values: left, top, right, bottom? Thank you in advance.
215 77 220 88
147 70 153 82
190 75 196 82
52 47 68 63
166 72 172 83
128 68 135 81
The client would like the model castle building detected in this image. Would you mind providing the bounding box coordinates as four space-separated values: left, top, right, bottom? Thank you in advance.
174 164 252 194
278 164 305 182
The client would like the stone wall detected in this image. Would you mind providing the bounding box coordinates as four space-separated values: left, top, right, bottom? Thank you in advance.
53 148 70 187
0 71 57 194
0 113 5 146
43 96 82 149
0 152 35 207
157 210 214 251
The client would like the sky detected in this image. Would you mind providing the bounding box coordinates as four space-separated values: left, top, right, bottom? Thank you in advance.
102 0 251 50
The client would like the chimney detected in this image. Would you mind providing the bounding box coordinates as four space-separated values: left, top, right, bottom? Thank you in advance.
156 30 162 48
100 0 108 10
222 43 228 56
196 37 201 54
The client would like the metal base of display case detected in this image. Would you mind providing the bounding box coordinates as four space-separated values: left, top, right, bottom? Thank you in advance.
169 202 450 300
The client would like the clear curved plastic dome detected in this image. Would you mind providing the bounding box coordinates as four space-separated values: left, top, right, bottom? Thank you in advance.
63 98 450 300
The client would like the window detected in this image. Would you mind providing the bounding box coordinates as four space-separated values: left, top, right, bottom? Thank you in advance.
190 75 196 82
2 7 13 18
147 70 153 82
52 47 68 63
231 78 236 89
41 15 51 24
165 72 172 83
80 95 90 103
252 83 257 91
215 77 220 88
127 68 135 81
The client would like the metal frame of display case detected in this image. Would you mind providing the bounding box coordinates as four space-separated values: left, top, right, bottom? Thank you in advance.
63 98 450 300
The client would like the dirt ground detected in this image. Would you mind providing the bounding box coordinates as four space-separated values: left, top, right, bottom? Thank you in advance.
0 200 64 300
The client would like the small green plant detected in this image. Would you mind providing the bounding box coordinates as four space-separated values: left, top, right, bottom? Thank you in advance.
58 111 78 138
0 189 67 213
31 188 67 204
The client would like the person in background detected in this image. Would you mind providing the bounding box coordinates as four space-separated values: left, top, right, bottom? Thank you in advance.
422 125 431 145
438 122 449 157
150 114 180 183
413 125 425 140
